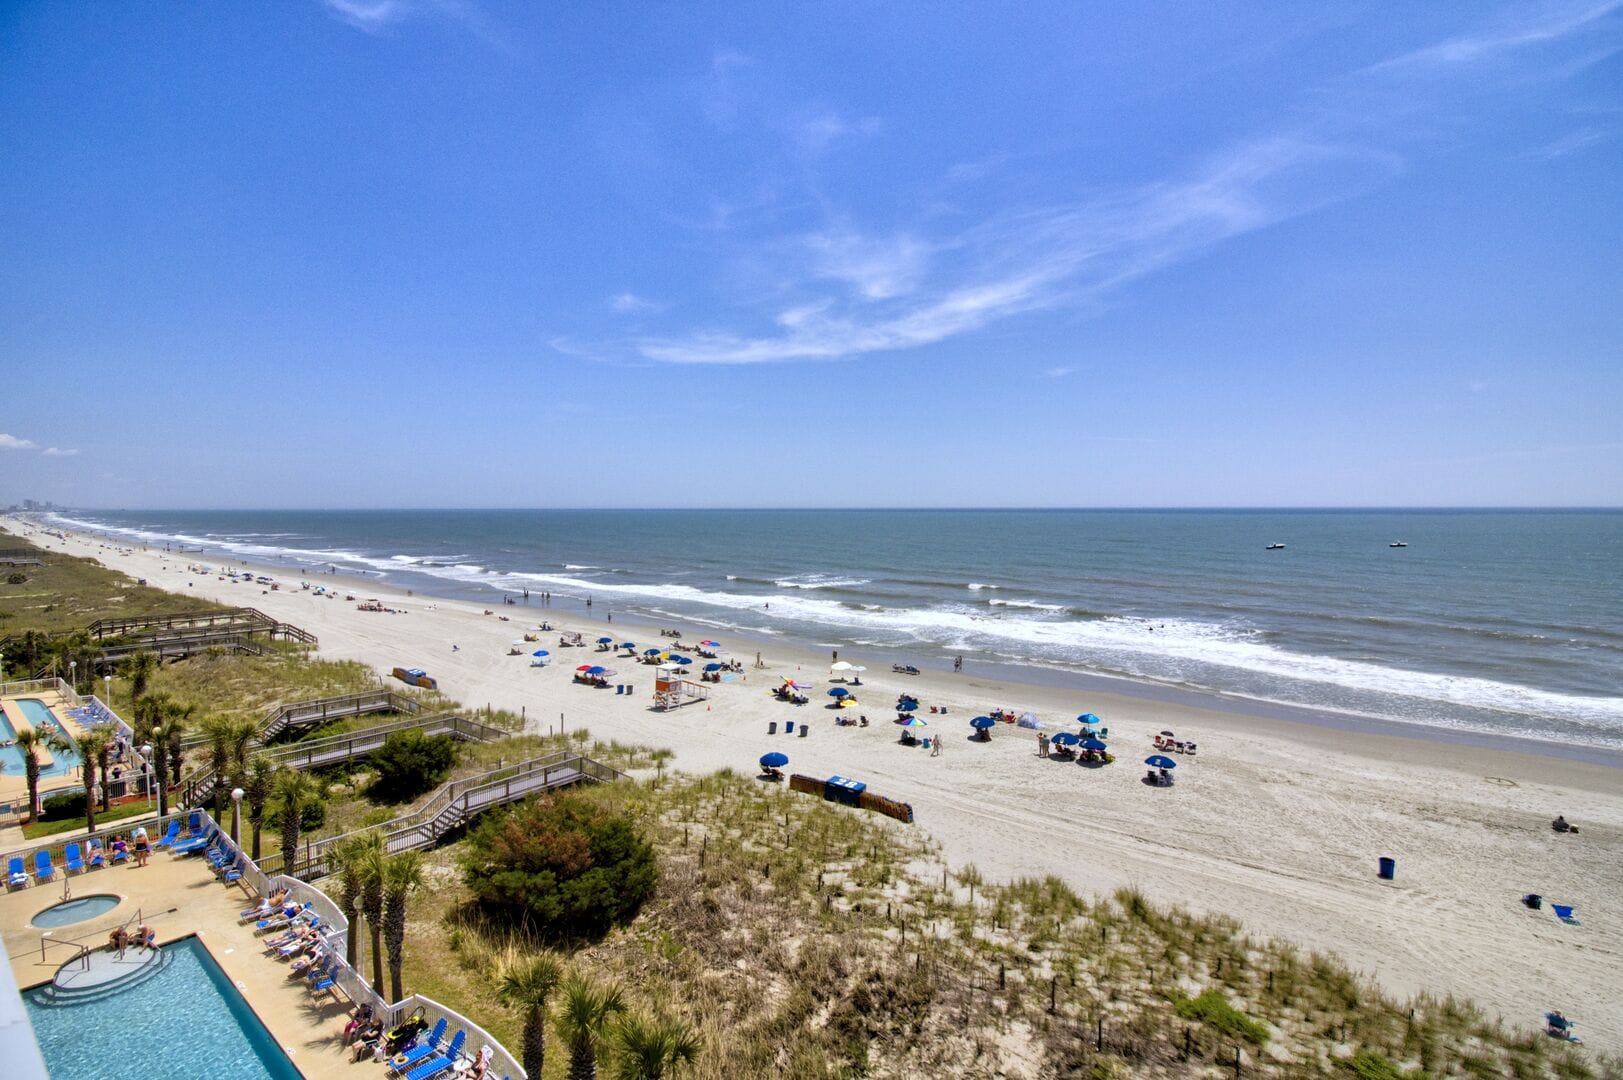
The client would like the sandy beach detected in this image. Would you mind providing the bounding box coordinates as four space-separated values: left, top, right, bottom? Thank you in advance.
14 517 1622 1048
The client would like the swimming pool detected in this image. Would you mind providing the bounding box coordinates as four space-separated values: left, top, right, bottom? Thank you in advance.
32 893 123 928
0 699 83 780
25 935 300 1079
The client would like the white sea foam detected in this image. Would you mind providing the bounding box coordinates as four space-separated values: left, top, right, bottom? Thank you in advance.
967 582 1000 590
989 598 1067 612
772 575 872 590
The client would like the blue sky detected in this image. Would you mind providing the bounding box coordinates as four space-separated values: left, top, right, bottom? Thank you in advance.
2 1 1619 508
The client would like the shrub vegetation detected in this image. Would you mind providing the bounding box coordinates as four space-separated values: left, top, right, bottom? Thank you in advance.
461 792 656 937
369 730 457 800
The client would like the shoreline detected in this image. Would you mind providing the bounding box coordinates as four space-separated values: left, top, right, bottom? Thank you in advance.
10 516 1623 1048
29 514 1623 770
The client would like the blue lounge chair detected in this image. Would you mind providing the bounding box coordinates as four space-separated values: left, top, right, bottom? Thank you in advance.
64 843 86 875
1552 904 1581 925
308 958 341 996
6 857 27 889
219 857 245 885
403 1030 466 1080
388 1018 449 1074
34 850 56 882
87 840 107 869
171 829 216 856
150 821 182 849
257 903 312 933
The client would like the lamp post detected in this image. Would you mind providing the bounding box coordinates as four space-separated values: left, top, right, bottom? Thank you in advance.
231 788 244 846
104 674 111 708
141 743 154 811
69 660 76 696
151 725 167 817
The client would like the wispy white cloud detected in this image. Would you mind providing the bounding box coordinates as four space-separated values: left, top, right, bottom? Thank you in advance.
1523 125 1611 157
640 137 1393 365
1043 367 1074 379
1374 1 1623 71
0 434 37 450
790 108 881 157
42 447 80 457
319 0 505 47
609 292 664 314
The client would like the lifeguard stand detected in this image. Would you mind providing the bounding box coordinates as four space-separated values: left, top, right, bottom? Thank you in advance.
652 664 709 710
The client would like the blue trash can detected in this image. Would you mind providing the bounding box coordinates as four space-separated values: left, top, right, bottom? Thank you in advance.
1378 857 1395 880
615 684 624 695
786 720 795 734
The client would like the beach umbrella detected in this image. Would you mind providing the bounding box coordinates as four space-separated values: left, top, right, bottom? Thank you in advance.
970 716 996 730
1050 732 1080 746
828 688 850 698
839 697 858 707
700 640 720 647
586 666 608 675
576 665 593 671
1145 755 1177 770
704 663 723 671
783 679 809 690
511 639 526 646
532 649 550 657
1081 737 1108 751
897 697 920 709
760 752 789 768
620 642 635 649
1078 713 1103 725
895 716 928 727
644 648 661 655
673 656 693 665
597 636 613 644
1159 730 1175 737
830 661 853 672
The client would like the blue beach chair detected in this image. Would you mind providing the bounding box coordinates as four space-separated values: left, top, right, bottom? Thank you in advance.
404 1030 466 1080
1552 904 1581 926
150 821 182 849
87 840 107 869
171 828 216 856
33 850 56 883
64 843 86 874
6 857 28 889
389 1018 449 1074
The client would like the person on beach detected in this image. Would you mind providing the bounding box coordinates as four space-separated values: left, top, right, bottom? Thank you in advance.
1038 732 1049 758
931 736 942 757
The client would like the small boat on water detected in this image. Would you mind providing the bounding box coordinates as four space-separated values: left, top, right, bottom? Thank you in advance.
1389 541 1408 548
1266 543 1285 550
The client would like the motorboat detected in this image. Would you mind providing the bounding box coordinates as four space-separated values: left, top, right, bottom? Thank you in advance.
1266 543 1285 550
1389 541 1408 548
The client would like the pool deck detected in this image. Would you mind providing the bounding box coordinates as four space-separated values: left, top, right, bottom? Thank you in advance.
0 690 89 809
0 849 356 1079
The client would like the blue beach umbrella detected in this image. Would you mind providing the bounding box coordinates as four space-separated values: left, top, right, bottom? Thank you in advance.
1081 737 1108 751
828 688 850 698
760 752 789 768
1145 755 1177 770
897 697 920 710
643 648 662 655
1049 732 1080 747
672 656 693 665
700 640 721 647
704 663 723 671
597 636 613 644
1077 713 1102 726
586 666 608 675
620 642 635 649
532 649 550 657
896 716 928 727
970 716 996 730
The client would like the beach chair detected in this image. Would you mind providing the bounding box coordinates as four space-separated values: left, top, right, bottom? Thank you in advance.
150 821 182 849
64 843 86 875
1552 904 1581 926
34 850 56 883
257 902 313 934
218 856 245 885
6 856 28 889
308 958 341 997
389 1018 449 1075
403 1030 466 1080
171 828 216 856
87 840 107 869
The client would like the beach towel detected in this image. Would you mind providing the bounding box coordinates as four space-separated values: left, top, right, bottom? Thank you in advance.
1551 904 1580 925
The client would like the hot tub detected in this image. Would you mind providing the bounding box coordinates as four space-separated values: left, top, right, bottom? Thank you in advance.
32 894 122 928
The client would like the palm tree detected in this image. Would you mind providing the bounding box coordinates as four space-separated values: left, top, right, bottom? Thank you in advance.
200 714 234 816
243 756 276 861
75 727 115 833
382 851 425 1002
14 727 69 820
163 701 193 781
273 769 316 873
131 690 171 745
555 973 626 1080
123 650 159 701
360 838 387 993
329 833 375 967
224 716 257 788
498 952 562 1080
610 1015 701 1080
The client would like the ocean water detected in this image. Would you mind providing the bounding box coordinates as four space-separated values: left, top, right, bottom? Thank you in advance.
48 509 1623 753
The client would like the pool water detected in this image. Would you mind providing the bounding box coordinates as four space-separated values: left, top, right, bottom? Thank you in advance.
32 893 122 927
0 699 83 780
25 935 301 1079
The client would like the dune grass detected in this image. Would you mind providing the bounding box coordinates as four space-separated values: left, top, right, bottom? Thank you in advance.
0 530 224 637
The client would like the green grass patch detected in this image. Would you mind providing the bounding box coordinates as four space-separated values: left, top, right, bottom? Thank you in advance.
0 530 225 637
1172 988 1270 1045
22 800 156 840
